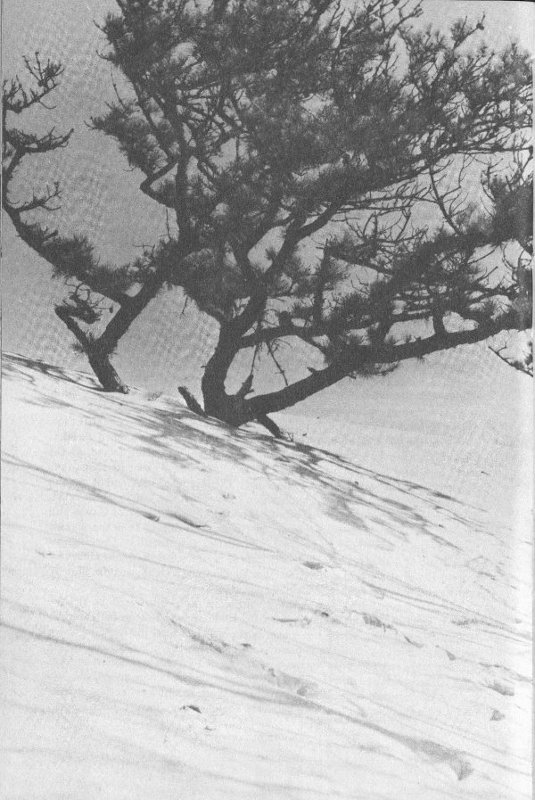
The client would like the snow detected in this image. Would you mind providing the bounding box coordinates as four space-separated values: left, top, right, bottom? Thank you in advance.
0 351 532 799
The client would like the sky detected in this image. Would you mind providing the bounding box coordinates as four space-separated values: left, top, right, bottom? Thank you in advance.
2 0 534 393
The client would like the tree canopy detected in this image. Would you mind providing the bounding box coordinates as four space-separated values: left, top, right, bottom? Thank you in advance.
3 0 532 432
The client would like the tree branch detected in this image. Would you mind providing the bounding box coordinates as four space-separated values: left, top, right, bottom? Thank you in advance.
248 318 528 417
54 305 91 349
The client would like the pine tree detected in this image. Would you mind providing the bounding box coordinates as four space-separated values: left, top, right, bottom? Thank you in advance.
3 55 192 392
3 1 532 430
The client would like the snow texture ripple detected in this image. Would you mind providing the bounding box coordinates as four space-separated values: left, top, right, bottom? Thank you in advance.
0 353 531 799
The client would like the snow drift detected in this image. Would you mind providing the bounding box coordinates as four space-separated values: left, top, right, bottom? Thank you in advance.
0 352 531 799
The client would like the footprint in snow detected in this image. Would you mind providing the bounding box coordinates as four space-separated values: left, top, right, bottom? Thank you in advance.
362 614 394 632
264 666 314 697
181 704 201 714
488 680 515 697
272 617 312 627
412 740 473 781
403 634 424 648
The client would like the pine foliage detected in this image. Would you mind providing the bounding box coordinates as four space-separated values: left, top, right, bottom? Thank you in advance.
3 1 532 411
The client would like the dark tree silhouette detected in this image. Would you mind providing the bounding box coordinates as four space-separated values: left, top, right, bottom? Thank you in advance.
3 1 532 429
3 54 196 393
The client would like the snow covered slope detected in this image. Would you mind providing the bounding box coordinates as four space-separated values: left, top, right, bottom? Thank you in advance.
1 352 531 799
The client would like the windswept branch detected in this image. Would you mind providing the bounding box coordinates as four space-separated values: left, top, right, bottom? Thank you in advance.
248 317 527 417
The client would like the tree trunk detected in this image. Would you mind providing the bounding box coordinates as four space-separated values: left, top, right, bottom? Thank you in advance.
201 338 286 437
87 350 129 393
201 292 268 425
178 386 207 417
256 414 284 438
201 325 247 425
96 272 166 355
55 306 129 392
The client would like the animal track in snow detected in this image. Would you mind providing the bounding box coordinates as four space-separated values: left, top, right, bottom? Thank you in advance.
488 680 515 697
263 666 315 697
302 560 324 570
362 613 395 632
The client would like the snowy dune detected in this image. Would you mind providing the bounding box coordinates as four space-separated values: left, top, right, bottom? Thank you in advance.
0 352 531 799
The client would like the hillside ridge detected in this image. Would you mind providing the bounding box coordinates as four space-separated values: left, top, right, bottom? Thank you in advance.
1 352 531 799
